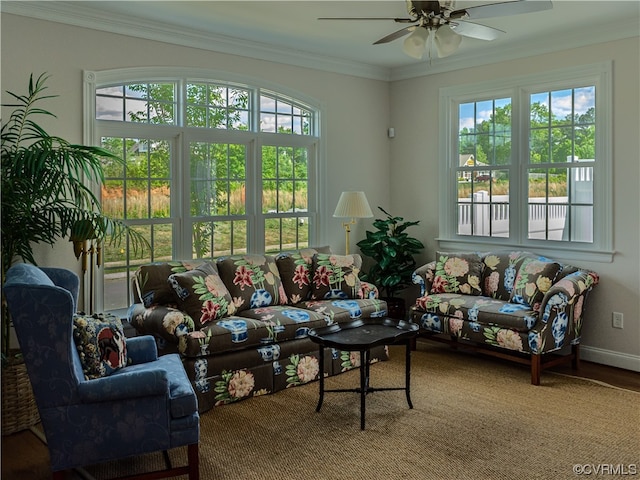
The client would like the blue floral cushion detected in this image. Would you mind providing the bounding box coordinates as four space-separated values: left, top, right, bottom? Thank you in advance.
73 313 127 380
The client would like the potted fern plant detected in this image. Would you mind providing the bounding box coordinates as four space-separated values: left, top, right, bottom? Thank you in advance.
356 207 424 318
1 73 145 433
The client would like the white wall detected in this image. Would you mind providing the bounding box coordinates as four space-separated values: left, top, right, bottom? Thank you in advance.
389 37 640 370
1 13 391 270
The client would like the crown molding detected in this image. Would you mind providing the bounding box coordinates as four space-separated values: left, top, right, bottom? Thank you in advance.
3 1 638 83
1 1 392 81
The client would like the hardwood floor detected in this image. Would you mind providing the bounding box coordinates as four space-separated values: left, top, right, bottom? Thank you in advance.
2 355 638 480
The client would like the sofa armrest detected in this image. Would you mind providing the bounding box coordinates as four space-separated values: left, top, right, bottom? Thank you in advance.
412 261 436 296
128 303 196 344
539 269 599 320
359 281 380 299
529 269 599 354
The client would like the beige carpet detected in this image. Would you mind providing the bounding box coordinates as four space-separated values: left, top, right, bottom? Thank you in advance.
86 343 639 480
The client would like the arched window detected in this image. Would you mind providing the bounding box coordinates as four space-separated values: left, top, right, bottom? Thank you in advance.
84 69 321 311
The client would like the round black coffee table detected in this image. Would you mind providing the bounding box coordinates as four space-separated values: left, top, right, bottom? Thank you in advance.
308 318 419 430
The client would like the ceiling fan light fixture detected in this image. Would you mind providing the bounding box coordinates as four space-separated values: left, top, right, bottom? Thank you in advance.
434 24 462 58
402 26 429 59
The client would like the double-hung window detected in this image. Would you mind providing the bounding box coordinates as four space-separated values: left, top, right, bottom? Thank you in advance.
438 63 612 262
85 69 320 311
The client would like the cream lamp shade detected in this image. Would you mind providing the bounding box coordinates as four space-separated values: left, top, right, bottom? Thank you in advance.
333 191 373 255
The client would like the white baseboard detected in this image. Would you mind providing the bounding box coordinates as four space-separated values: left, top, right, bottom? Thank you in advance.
581 345 640 372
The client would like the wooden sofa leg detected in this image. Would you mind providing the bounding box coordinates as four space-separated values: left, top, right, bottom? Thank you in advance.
531 354 541 385
572 344 581 370
188 443 200 480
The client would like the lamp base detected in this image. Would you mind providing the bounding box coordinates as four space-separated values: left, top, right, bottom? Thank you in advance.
342 219 355 255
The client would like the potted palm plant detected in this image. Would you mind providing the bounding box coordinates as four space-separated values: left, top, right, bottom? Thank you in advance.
356 207 425 318
1 73 146 433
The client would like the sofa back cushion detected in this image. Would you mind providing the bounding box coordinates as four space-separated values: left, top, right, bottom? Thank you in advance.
168 261 237 328
133 260 205 307
430 252 484 295
509 257 562 310
216 255 286 312
276 247 331 303
481 251 529 300
311 253 362 300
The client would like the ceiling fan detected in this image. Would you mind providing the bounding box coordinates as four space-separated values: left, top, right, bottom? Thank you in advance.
319 0 553 60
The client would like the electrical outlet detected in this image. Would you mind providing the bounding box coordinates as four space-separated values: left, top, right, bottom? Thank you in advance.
612 312 624 329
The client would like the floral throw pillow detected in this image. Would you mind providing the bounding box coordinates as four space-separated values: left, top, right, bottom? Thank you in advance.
481 251 528 300
133 260 203 307
216 255 286 313
430 252 483 295
276 248 324 303
168 261 236 329
311 253 362 300
510 257 562 310
73 313 127 380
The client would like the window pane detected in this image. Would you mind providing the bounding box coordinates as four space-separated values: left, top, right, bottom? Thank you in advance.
186 82 250 130
569 205 594 242
190 142 247 217
457 98 511 237
528 86 595 243
265 217 309 253
260 92 313 135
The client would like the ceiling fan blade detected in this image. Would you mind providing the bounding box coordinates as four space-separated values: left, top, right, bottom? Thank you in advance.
318 17 415 23
451 0 553 21
373 25 416 45
450 21 505 41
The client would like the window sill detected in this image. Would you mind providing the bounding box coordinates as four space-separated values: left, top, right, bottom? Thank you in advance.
435 237 615 264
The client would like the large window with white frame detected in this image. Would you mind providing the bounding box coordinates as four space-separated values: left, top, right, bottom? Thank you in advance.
85 69 320 311
439 63 612 262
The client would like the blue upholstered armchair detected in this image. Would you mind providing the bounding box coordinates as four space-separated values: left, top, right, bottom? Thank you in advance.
3 263 200 480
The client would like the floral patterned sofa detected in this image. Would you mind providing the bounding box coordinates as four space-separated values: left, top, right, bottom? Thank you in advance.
408 251 599 384
128 248 388 412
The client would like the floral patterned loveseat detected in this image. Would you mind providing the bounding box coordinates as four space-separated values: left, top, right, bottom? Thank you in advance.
408 251 599 384
128 248 388 412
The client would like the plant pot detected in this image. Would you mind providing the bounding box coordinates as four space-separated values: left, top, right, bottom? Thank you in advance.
1 355 40 435
383 297 407 320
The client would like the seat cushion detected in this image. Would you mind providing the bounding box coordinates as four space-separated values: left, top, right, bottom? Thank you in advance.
297 298 388 322
414 293 538 332
178 307 329 358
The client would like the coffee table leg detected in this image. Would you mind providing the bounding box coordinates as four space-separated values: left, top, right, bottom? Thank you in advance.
405 340 413 409
360 349 367 430
316 346 324 412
